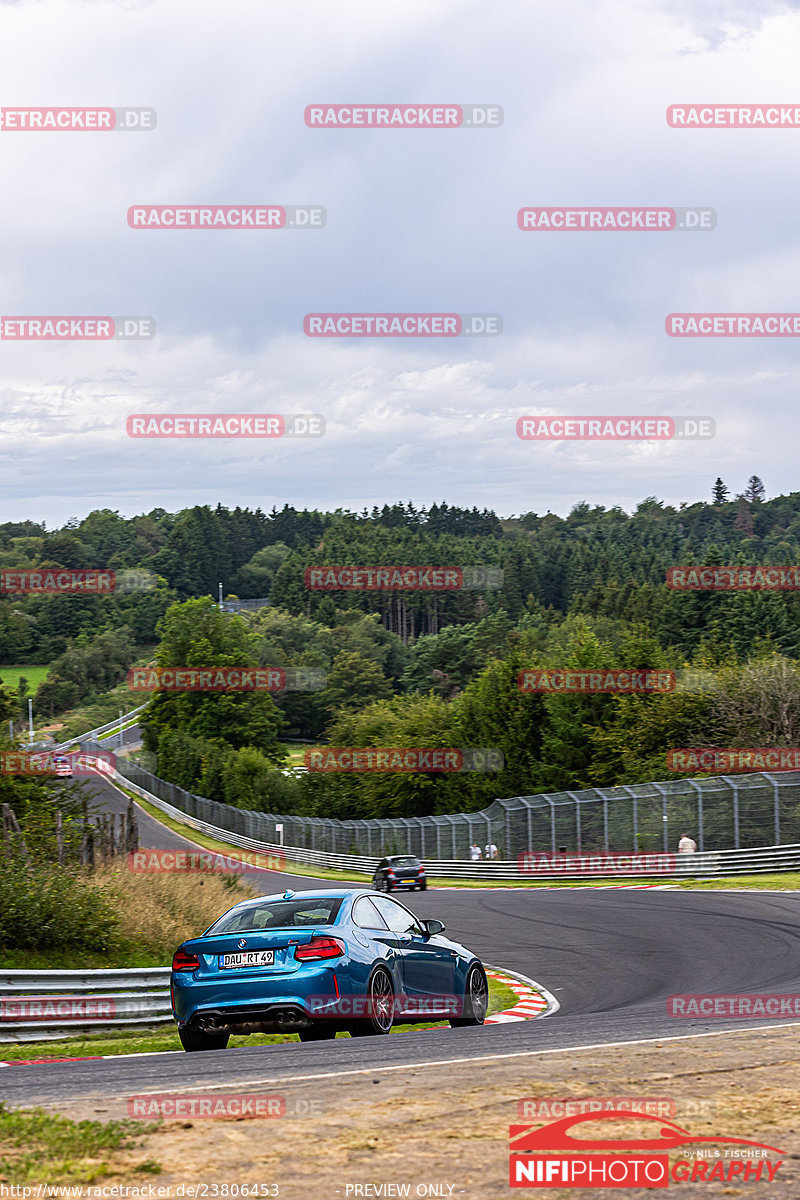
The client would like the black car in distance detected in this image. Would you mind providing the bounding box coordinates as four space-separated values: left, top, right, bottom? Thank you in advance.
372 854 427 892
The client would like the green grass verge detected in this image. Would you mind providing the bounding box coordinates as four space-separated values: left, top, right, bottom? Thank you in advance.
427 876 678 888
282 743 321 766
676 873 800 890
97 719 140 741
0 976 519 1062
0 664 50 691
0 946 170 970
0 1102 161 1184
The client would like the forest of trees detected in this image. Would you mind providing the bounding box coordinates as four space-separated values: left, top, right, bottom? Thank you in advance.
6 479 800 822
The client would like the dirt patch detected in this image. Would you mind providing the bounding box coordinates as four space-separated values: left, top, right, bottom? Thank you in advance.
26 1027 800 1197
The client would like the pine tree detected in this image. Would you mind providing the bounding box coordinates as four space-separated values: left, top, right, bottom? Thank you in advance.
744 475 766 503
712 478 729 504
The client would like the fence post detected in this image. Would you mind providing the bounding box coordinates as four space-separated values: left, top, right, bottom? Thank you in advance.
720 777 740 849
569 794 582 852
652 782 669 852
2 804 31 863
633 794 638 850
126 796 138 853
686 779 704 852
620 786 638 851
541 796 556 854
764 774 781 845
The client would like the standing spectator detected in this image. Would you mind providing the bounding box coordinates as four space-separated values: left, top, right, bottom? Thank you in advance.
678 833 697 854
485 841 499 860
470 841 482 860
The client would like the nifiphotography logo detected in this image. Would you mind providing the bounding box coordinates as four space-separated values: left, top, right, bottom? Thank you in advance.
509 1110 785 1187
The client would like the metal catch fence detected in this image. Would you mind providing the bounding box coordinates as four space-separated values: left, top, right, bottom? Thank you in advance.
83 740 800 864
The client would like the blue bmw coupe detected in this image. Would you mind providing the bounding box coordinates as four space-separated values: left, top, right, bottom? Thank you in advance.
171 888 488 1051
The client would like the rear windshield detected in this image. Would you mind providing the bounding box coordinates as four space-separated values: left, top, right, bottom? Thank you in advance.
390 856 420 868
206 897 344 934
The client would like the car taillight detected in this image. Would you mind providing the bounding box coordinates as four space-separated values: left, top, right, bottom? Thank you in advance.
418 866 425 874
387 870 396 877
294 936 345 961
172 948 200 972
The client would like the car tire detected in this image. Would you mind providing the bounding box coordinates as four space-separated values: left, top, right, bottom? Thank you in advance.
449 964 488 1027
420 881 427 890
298 1025 337 1041
178 1026 230 1052
347 965 395 1036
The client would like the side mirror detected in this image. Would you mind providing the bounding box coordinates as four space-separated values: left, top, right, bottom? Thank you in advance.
423 919 445 938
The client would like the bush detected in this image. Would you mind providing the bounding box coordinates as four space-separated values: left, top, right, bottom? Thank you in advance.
0 857 120 953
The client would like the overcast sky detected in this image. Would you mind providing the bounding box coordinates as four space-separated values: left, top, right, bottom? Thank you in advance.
1 0 800 526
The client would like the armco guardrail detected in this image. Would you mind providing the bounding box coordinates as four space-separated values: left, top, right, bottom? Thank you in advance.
54 705 146 752
0 968 171 1043
87 745 800 879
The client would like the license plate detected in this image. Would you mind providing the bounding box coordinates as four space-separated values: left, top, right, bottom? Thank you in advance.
403 880 417 885
220 950 274 969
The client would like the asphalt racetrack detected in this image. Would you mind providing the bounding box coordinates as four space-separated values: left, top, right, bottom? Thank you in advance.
3 772 800 1108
